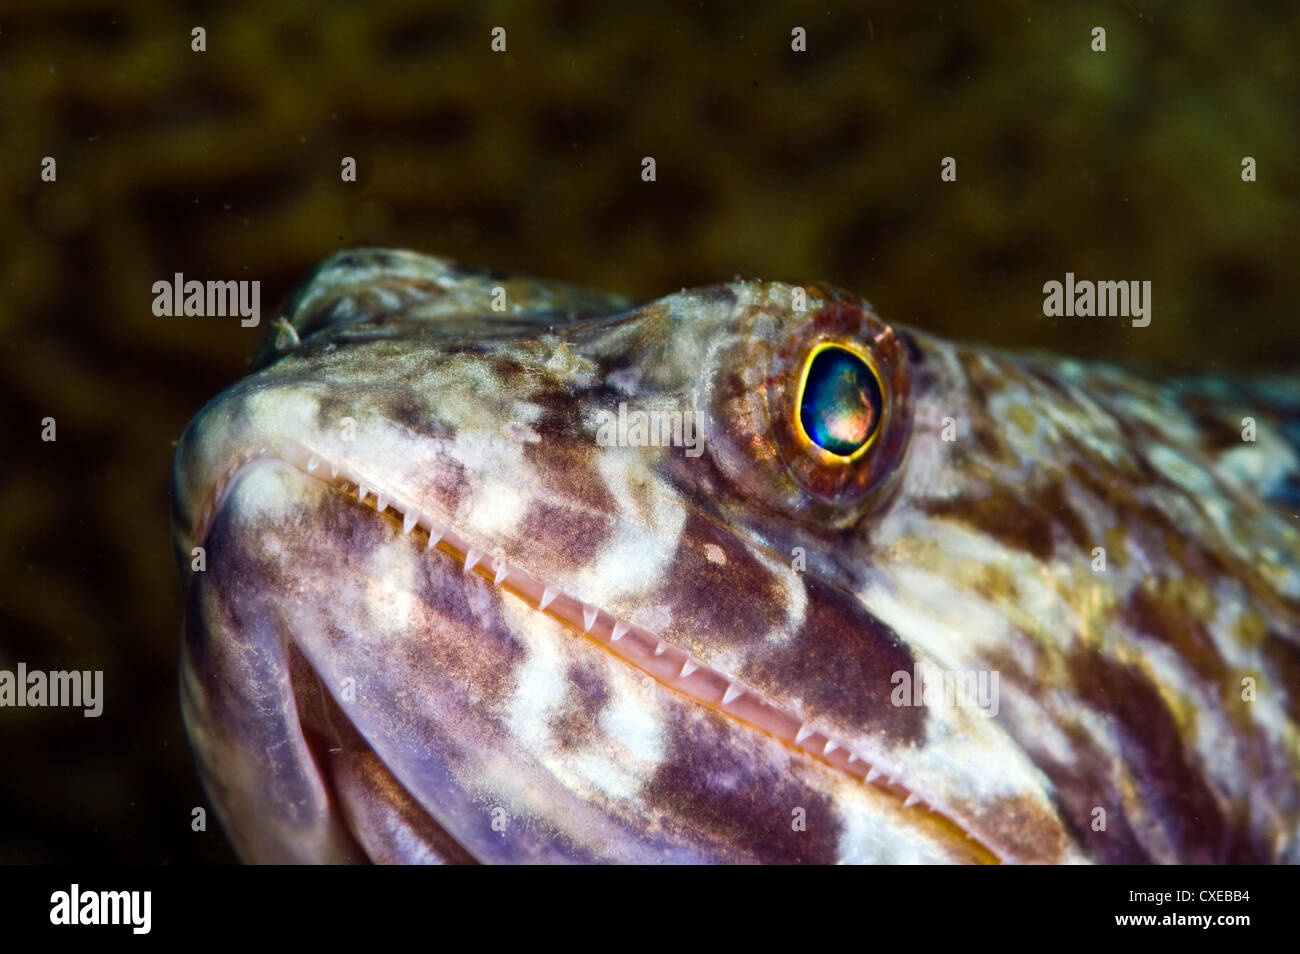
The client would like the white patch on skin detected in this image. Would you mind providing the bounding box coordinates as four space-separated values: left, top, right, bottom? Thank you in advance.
1113 391 1202 448
1218 426 1299 496
568 681 667 802
1014 689 1080 767
833 784 961 863
630 603 673 635
703 543 726 565
1148 444 1221 499
444 431 535 541
606 366 641 395
575 449 687 602
849 570 1070 829
493 593 666 817
863 562 1027 665
360 535 425 639
501 611 570 754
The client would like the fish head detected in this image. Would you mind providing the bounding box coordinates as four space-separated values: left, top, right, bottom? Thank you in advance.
174 249 1300 863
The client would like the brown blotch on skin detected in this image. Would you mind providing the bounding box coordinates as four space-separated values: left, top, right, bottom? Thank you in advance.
1006 403 1037 437
957 349 1018 402
964 409 1020 468
1124 581 1226 682
548 664 611 752
1038 479 1091 552
897 328 925 366
1068 647 1258 862
920 487 1055 560
1065 455 1174 538
314 390 362 437
521 388 620 517
1179 390 1250 452
641 706 843 863
1009 716 1155 863
744 575 927 744
419 448 468 519
649 511 789 654
511 501 613 574
979 646 1152 863
410 545 526 703
295 482 396 572
386 393 455 441
1262 630 1300 724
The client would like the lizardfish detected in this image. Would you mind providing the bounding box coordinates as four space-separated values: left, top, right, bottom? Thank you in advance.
172 248 1300 863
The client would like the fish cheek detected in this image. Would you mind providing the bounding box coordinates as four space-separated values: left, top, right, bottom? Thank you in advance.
744 576 927 744
648 511 789 653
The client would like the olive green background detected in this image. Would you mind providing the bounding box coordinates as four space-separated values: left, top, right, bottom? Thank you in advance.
0 0 1295 862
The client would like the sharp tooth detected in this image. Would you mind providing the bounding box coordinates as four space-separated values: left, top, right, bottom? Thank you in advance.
679 659 699 678
493 558 509 585
582 604 598 633
795 725 814 744
610 621 629 642
307 456 320 473
653 642 667 656
824 741 839 756
376 495 389 512
904 794 920 808
721 684 743 706
330 462 339 478
866 767 881 783
402 511 418 535
358 484 369 502
427 528 443 549
538 587 558 611
848 754 861 764
464 548 484 573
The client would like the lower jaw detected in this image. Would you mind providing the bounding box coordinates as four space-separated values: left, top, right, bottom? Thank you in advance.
287 644 477 864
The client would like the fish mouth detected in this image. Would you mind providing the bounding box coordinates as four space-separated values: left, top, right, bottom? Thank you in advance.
181 441 1001 864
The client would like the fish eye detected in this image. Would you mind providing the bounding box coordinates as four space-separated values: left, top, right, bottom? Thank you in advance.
703 298 912 524
796 344 884 460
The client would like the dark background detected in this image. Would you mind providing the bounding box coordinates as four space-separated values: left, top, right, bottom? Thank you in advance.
0 0 1295 862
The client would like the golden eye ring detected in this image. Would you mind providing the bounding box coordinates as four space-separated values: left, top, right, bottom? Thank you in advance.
792 341 887 465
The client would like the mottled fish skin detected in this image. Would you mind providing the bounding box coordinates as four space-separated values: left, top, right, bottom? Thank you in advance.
173 248 1300 864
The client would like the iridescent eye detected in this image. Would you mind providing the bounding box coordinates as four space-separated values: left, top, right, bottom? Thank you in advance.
797 344 884 459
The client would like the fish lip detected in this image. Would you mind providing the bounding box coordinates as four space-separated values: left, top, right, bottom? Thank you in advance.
181 441 1003 863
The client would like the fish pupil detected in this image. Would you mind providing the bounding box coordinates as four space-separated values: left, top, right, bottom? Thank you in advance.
799 347 883 457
